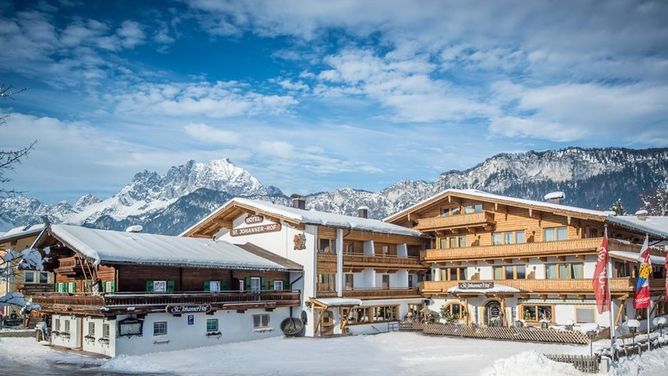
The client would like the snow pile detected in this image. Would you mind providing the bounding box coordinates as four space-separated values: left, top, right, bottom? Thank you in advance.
609 346 668 376
481 351 584 376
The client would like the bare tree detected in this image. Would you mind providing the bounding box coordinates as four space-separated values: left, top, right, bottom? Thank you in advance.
0 84 35 196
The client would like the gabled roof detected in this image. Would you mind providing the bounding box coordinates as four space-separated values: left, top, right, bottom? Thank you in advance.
384 189 668 240
181 197 423 238
0 224 45 246
44 224 301 271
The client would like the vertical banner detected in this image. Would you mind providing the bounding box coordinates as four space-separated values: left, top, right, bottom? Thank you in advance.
633 236 652 309
592 232 610 313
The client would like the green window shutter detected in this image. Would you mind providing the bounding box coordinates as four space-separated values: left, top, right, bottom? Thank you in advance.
54 282 58 292
284 280 290 290
244 277 251 290
109 281 116 293
261 277 267 290
70 281 76 292
100 280 106 293
204 281 210 291
85 281 91 292
59 282 64 293
221 280 229 290
145 280 154 292
167 280 175 292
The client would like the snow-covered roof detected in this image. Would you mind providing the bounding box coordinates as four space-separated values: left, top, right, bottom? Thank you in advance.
384 189 668 240
183 197 423 237
609 250 665 265
447 284 521 294
46 224 301 271
0 224 45 245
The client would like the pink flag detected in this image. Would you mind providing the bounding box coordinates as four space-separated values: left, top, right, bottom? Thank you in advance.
633 236 652 309
592 233 610 314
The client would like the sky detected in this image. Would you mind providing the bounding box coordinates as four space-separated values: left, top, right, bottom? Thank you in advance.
1 0 667 203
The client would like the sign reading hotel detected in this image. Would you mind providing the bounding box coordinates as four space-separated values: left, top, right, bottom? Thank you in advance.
244 214 264 225
458 281 494 290
231 223 282 236
166 304 212 314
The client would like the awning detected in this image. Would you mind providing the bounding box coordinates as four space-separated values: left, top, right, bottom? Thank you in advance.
447 284 520 294
359 298 425 306
610 250 664 265
310 298 362 307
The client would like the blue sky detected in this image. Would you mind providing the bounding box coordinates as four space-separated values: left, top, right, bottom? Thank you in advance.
1 0 667 203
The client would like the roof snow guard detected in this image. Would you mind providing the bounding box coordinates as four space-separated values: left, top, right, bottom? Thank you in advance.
46 224 302 271
181 197 423 237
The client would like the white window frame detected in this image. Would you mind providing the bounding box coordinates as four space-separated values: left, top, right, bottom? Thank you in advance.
209 280 221 292
250 277 261 293
273 280 283 291
206 318 219 333
153 280 167 293
253 314 270 329
23 271 35 284
153 321 168 336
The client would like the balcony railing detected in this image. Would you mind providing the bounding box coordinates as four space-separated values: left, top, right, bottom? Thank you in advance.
423 237 641 262
421 278 664 294
32 290 302 313
344 253 425 269
415 211 494 231
343 288 421 299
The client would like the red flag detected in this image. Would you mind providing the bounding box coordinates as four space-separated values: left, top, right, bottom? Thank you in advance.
593 233 610 314
665 249 668 303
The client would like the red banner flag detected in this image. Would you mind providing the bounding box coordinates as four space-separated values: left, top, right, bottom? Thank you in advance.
665 248 668 303
593 233 610 314
633 236 652 309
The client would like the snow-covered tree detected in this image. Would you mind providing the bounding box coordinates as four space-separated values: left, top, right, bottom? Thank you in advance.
0 245 46 312
610 198 626 216
1 84 35 196
640 184 668 216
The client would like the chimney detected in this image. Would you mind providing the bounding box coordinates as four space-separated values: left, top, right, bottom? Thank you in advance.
544 191 565 205
635 209 648 221
292 196 306 210
357 206 369 218
125 225 143 233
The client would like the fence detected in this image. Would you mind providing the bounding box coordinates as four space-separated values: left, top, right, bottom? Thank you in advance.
417 323 590 344
544 354 599 373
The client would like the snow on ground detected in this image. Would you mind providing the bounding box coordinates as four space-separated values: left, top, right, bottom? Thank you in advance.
2 332 668 375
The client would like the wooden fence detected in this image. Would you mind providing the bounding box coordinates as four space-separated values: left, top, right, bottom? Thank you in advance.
544 354 599 373
401 322 590 344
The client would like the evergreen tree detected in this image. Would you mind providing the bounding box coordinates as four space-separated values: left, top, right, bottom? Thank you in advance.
610 198 626 216
640 184 668 216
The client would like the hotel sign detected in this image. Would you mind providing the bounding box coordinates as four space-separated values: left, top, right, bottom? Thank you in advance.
166 304 212 315
458 282 494 290
231 223 282 237
245 215 264 225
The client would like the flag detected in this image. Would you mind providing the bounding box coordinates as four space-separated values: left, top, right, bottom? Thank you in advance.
665 245 668 303
633 236 652 309
593 232 610 314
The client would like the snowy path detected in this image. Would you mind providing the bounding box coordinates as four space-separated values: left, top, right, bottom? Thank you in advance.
2 333 668 375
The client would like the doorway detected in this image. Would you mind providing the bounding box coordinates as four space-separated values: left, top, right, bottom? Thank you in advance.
485 300 502 327
321 310 334 336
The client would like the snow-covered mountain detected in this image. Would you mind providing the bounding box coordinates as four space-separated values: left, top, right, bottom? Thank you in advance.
1 147 667 235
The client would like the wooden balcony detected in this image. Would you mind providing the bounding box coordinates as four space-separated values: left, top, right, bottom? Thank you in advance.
32 290 302 316
343 253 425 270
18 283 53 296
342 288 421 299
415 211 494 231
423 237 640 262
421 278 664 295
54 257 83 276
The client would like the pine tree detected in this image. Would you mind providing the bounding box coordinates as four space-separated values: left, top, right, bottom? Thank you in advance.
640 184 668 216
610 198 626 216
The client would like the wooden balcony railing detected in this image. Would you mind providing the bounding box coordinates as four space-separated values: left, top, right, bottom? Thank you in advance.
343 288 421 299
32 290 301 313
423 237 641 262
415 211 494 231
421 278 664 294
344 253 425 269
317 253 337 263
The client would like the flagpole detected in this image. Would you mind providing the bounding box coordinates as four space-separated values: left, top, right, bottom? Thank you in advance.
645 234 651 349
605 225 615 352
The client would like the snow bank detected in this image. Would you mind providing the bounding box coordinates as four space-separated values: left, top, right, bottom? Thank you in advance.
609 346 668 376
481 351 584 376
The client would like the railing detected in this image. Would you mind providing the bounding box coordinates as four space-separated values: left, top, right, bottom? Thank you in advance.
57 257 78 268
19 283 54 296
343 253 424 268
423 237 641 262
32 290 301 308
415 211 494 231
421 278 664 294
421 323 590 344
317 253 337 263
343 288 421 298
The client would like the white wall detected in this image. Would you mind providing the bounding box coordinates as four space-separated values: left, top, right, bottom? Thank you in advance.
51 315 81 349
114 308 291 356
81 317 115 357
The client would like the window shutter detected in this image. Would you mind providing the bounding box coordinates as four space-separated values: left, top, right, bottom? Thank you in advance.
146 280 154 292
284 280 290 290
204 281 210 291
221 280 229 290
69 281 76 293
261 277 267 290
167 280 175 292
244 277 251 290
109 281 116 293
54 282 58 292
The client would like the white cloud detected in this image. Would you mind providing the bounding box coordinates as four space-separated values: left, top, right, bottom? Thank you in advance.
117 20 145 48
183 123 241 144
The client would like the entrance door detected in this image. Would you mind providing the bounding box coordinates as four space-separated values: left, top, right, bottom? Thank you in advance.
381 275 390 289
485 300 502 327
321 310 334 336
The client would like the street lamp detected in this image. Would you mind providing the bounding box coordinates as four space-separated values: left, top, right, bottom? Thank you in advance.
626 319 640 355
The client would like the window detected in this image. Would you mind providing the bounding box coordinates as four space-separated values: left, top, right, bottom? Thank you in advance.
208 281 221 292
493 265 527 280
104 280 115 292
253 314 270 329
546 263 584 279
345 274 354 290
250 277 261 293
544 227 568 242
439 238 447 249
67 281 76 293
442 303 465 320
153 280 167 292
102 324 110 339
88 322 95 337
54 318 60 332
24 271 35 284
492 231 526 245
575 308 596 323
206 319 219 332
546 264 558 279
64 320 71 334
273 280 284 291
153 321 167 336
381 245 389 255
441 267 467 281
318 238 335 253
119 318 143 337
521 305 553 322
381 275 390 289
614 261 631 278
516 265 526 279
317 274 336 292
463 204 483 214
372 306 399 322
